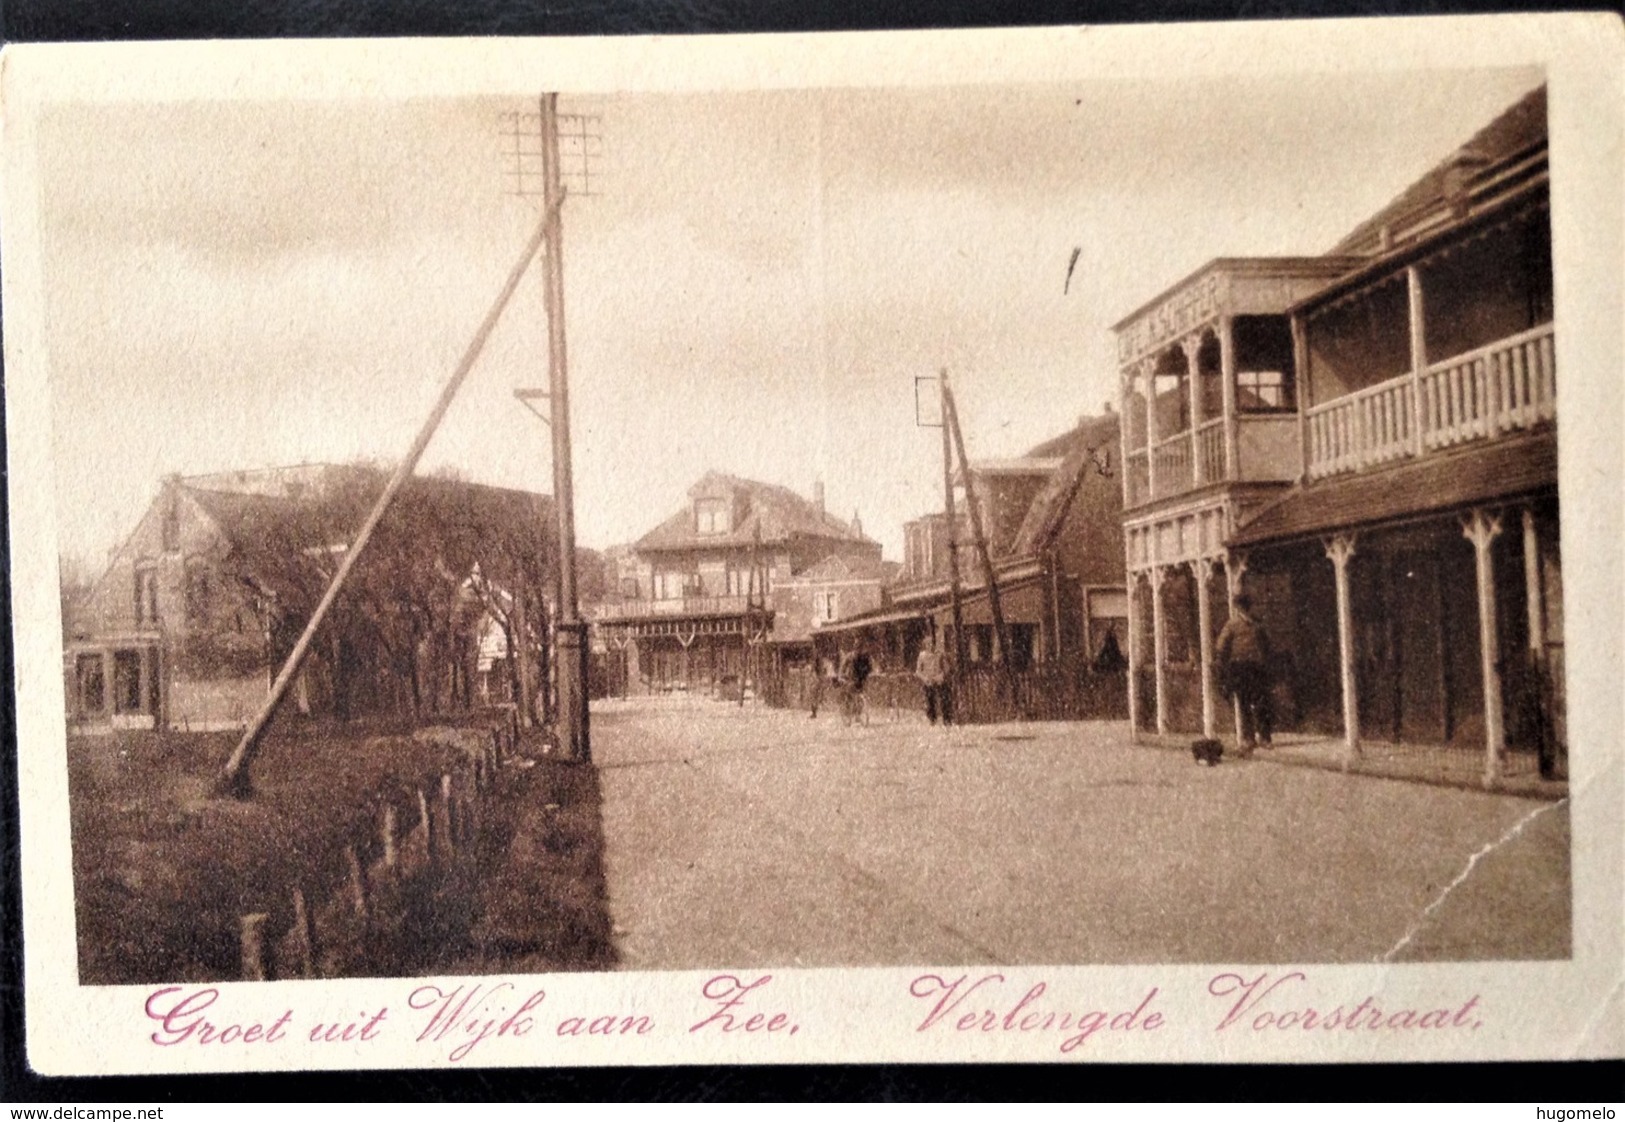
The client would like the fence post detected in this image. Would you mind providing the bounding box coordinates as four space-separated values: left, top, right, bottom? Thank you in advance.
240 913 269 981
440 774 457 855
291 888 316 979
381 804 398 869
344 845 369 918
418 787 436 864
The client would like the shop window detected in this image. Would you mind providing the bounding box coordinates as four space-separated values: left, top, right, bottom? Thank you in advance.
1007 624 1036 670
76 654 105 715
113 649 142 714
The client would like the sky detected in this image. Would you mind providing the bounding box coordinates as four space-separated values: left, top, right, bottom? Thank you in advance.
41 67 1544 571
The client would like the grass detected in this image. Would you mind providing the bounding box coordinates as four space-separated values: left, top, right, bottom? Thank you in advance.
67 717 615 983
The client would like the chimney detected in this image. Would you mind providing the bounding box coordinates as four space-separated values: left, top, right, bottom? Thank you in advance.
813 480 825 514
851 510 863 537
1441 150 1489 218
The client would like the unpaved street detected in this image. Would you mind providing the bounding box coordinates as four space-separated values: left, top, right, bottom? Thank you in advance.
592 696 1568 969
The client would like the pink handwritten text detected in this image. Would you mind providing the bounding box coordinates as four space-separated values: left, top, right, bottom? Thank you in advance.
689 974 799 1036
908 973 1164 1054
1209 971 1483 1033
143 987 294 1047
408 981 546 1062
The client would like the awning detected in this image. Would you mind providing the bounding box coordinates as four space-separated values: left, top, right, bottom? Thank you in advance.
1229 431 1556 548
807 607 928 637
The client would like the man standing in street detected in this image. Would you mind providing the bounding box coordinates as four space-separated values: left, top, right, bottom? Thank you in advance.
915 632 950 726
1215 592 1273 757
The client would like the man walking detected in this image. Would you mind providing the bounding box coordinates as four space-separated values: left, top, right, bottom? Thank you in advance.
915 634 950 726
846 645 874 727
1215 592 1274 757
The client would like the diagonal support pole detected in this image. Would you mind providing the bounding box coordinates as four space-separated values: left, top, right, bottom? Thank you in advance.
944 384 1011 671
215 195 564 799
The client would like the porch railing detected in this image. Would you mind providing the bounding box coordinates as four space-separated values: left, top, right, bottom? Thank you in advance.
1306 323 1555 480
1420 322 1557 451
1152 434 1192 498
1125 448 1150 507
1305 375 1414 479
593 594 752 621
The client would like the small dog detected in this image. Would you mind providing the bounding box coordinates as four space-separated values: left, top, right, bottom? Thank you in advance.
1191 738 1224 767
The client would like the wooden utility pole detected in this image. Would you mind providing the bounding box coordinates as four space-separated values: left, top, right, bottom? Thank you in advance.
216 195 562 798
939 370 969 682
944 383 1010 668
540 92 591 765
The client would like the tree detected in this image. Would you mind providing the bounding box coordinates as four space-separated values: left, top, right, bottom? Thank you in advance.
219 462 556 726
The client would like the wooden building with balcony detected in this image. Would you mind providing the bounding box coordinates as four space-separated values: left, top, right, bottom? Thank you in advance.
1117 84 1561 784
593 472 881 693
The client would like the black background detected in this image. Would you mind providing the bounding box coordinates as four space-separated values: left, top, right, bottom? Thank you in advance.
2 0 1623 1103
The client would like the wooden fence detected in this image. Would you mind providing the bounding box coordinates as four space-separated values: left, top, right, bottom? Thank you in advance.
238 708 520 981
762 661 1127 725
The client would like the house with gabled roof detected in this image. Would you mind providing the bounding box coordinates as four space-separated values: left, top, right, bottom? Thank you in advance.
63 464 554 733
592 472 883 694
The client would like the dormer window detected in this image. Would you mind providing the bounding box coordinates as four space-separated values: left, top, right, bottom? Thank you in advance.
695 498 730 535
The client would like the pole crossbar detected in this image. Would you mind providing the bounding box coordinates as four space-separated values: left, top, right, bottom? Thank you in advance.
215 194 564 798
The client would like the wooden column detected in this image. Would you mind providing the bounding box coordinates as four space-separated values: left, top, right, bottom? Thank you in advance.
1194 556 1217 738
1151 564 1169 736
1522 508 1545 657
1407 265 1427 456
1126 567 1142 743
1325 534 1361 764
1291 314 1312 480
1118 369 1135 510
1183 334 1205 485
1463 508 1506 788
1142 360 1160 498
1522 506 1551 777
1224 552 1248 742
1220 317 1239 480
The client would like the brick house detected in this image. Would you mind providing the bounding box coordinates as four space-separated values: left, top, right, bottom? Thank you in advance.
63 464 555 732
811 411 1129 720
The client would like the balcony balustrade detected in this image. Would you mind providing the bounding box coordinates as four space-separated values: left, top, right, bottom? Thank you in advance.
1194 418 1226 484
1126 448 1150 507
593 594 753 621
1306 323 1555 480
1152 434 1192 498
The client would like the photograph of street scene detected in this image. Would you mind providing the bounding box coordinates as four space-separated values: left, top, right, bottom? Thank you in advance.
44 67 1568 984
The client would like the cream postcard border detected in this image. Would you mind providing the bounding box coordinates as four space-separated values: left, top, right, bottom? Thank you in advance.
3 16 1622 1075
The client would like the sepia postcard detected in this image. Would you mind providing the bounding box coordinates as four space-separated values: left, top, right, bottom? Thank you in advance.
3 16 1622 1077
